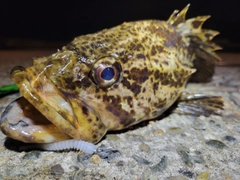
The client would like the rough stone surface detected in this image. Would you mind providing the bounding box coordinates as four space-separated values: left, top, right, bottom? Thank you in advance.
0 66 240 180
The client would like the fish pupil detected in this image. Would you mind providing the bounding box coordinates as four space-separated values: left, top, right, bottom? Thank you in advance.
101 67 115 80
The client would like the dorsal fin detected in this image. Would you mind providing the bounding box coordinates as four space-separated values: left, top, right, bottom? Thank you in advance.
168 4 222 82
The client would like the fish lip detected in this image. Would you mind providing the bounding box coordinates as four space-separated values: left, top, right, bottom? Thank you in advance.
10 66 82 139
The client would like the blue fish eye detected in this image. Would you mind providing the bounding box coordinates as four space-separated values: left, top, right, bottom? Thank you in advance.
101 67 115 80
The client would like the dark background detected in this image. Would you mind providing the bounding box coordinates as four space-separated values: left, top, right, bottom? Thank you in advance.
1 0 240 52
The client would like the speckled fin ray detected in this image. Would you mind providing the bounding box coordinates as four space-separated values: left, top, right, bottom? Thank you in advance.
172 92 224 116
168 4 222 82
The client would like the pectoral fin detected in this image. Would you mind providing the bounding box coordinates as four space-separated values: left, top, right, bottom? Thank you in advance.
172 92 224 116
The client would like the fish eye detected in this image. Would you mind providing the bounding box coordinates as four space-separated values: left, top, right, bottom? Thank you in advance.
101 67 115 80
92 57 121 87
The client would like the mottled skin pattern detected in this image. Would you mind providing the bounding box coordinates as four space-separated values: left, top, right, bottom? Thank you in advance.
0 5 220 144
65 20 195 128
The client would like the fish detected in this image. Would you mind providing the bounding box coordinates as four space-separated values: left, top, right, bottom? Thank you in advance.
0 5 223 152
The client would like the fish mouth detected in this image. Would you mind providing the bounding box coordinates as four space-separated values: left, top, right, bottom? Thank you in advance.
0 97 72 143
8 66 107 143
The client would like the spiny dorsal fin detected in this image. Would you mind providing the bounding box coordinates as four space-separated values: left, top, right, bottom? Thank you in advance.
168 4 222 82
167 4 190 26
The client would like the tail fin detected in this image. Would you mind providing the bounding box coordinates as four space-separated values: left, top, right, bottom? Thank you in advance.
168 4 222 82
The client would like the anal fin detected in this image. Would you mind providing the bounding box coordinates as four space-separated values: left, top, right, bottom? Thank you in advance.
172 92 224 116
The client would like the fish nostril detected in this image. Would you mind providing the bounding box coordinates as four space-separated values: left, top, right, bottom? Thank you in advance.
9 120 29 128
10 66 25 76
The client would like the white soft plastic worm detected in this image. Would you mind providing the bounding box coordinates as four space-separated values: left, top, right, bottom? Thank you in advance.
20 139 96 154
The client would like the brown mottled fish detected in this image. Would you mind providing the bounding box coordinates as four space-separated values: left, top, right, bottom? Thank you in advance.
0 5 223 153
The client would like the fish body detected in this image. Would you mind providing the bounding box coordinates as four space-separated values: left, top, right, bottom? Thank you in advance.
0 5 222 146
